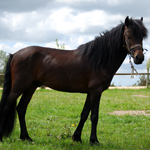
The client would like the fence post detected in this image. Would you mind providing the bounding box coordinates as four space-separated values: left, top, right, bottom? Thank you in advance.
146 68 149 88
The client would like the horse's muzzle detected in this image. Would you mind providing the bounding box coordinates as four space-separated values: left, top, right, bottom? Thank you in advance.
134 54 144 64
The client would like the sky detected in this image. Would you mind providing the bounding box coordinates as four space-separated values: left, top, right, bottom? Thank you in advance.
0 0 150 86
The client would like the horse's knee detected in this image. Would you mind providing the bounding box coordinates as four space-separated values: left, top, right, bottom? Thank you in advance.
90 114 98 124
81 110 89 121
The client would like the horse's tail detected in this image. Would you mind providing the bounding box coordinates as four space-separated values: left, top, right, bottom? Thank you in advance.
0 54 16 136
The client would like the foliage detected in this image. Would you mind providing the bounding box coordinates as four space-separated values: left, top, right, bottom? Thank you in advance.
0 50 8 73
0 89 150 150
55 39 65 50
133 58 150 86
146 58 150 69
0 50 8 86
135 75 146 86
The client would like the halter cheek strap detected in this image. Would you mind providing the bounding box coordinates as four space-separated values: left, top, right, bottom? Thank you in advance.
123 29 143 58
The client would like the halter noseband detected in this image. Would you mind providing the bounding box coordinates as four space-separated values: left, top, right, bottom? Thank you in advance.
123 29 143 58
127 44 143 58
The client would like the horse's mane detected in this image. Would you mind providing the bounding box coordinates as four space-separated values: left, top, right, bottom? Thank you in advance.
77 18 148 69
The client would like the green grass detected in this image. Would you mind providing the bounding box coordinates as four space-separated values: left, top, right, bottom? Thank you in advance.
0 89 150 150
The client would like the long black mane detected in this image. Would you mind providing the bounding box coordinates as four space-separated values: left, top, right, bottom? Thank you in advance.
77 18 148 69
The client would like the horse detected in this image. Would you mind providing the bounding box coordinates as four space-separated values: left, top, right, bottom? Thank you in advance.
0 16 148 144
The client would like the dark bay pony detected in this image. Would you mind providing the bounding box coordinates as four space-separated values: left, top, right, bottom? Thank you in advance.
0 17 148 144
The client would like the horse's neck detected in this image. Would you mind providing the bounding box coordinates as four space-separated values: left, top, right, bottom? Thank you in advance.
109 48 127 75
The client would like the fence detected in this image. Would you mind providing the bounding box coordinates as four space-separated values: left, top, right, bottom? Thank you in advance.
115 72 150 88
0 73 150 88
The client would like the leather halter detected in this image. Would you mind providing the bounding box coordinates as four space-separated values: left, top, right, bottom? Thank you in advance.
123 29 143 58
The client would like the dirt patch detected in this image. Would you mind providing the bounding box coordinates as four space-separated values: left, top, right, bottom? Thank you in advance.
131 95 149 98
109 86 146 89
109 110 150 116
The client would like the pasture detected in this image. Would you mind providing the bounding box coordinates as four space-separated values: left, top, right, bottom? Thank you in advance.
0 88 150 150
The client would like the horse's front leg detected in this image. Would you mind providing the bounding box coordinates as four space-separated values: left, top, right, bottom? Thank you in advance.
72 94 91 143
90 91 101 145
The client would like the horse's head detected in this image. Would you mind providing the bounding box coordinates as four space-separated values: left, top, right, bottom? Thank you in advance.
124 16 148 64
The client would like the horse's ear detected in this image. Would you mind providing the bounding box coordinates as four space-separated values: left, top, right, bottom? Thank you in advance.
141 17 143 22
125 16 130 27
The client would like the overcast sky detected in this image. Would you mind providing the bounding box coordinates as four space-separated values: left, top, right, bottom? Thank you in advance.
0 0 150 86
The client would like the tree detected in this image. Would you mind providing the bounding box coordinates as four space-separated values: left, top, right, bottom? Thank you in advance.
0 50 8 73
0 50 8 86
146 58 150 87
55 39 65 50
146 58 150 69
133 58 150 87
135 75 146 86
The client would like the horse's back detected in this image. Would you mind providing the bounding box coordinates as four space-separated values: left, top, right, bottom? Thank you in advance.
10 46 90 93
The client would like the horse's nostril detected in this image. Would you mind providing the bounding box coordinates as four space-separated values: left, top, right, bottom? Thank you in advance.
134 55 144 64
136 55 139 60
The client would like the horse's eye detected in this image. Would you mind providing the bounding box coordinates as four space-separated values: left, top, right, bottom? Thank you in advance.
128 36 132 39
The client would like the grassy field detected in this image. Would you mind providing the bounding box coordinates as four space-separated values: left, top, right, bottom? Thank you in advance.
0 88 150 150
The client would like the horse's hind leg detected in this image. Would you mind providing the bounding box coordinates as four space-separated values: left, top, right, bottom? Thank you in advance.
16 84 37 141
0 92 21 141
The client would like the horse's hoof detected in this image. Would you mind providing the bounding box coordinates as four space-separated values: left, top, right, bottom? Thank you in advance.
20 135 33 142
26 137 33 142
72 134 82 143
90 139 100 145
